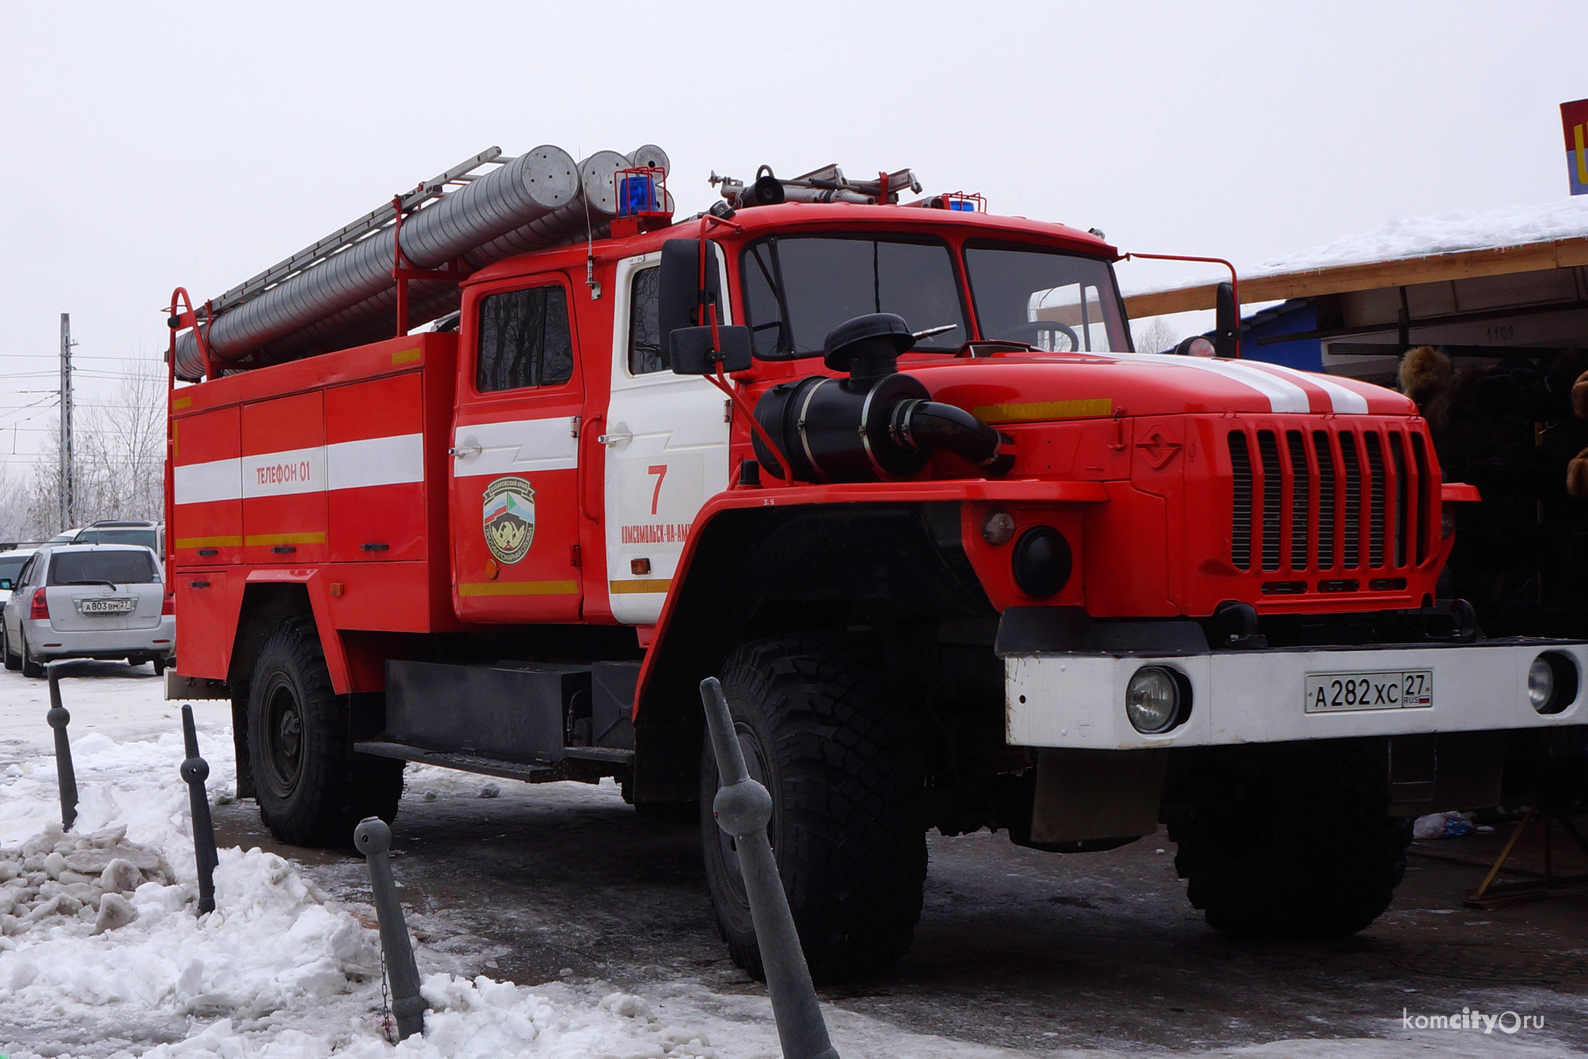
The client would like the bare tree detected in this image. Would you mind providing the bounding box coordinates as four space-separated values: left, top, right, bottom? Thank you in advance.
1131 317 1180 354
20 359 165 541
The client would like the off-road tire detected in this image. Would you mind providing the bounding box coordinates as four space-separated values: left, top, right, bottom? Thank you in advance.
2 626 18 671
1169 740 1411 940
700 633 926 982
248 617 402 846
20 629 43 678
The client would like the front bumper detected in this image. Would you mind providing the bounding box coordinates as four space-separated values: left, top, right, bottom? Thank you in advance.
24 616 176 662
1005 639 1588 749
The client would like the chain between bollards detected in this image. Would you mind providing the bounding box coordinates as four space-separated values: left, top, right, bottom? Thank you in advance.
355 817 426 1041
180 704 219 914
46 664 77 832
700 676 839 1059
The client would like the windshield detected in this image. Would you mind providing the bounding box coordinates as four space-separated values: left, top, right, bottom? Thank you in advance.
741 236 968 358
49 550 158 586
964 243 1128 352
75 527 157 549
0 554 28 581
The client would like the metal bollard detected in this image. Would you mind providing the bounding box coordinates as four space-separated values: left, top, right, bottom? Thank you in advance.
354 817 425 1041
179 704 219 914
46 665 77 831
700 677 839 1059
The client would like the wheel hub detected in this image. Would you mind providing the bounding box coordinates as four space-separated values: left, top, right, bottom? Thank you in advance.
263 684 305 793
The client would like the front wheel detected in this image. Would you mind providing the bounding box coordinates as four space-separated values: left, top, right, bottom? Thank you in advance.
1169 741 1411 940
2 625 17 671
247 617 402 846
700 633 925 982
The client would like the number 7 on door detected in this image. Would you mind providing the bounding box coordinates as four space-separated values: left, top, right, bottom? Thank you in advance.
647 464 668 516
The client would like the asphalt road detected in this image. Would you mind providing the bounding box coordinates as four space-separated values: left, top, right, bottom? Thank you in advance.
212 768 1588 1056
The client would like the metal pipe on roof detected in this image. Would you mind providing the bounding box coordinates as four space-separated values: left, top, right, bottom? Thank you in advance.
174 147 671 377
174 146 588 379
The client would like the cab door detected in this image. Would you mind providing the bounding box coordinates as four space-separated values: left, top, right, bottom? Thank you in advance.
450 274 585 622
602 252 732 625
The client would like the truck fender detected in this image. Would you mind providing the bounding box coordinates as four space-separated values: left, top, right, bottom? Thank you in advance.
241 569 352 694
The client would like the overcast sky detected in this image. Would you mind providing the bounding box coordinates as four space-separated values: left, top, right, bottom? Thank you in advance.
2 0 1585 462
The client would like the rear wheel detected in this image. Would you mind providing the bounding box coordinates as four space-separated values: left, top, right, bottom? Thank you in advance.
247 617 402 846
1169 741 1411 940
20 629 43 678
152 657 166 677
700 633 926 982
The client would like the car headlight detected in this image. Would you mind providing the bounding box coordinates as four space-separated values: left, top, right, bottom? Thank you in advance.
1528 656 1555 713
1126 666 1184 734
1011 526 1072 598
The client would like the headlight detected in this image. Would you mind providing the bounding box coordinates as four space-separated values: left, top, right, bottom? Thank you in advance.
1126 666 1183 734
1528 656 1555 713
1012 526 1072 598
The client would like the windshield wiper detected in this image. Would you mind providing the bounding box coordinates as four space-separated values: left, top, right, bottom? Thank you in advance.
64 579 119 589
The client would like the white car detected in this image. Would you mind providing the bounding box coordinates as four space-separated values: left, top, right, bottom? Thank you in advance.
1 544 175 677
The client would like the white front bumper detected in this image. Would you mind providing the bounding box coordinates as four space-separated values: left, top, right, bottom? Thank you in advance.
1005 640 1588 749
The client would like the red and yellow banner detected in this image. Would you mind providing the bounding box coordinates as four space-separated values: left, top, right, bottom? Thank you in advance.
1563 98 1588 195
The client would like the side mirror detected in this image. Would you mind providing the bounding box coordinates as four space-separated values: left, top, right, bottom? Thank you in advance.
0 578 12 591
659 238 723 341
671 325 753 375
1214 281 1239 359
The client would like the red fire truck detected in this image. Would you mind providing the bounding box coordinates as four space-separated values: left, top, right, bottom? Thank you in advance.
164 148 1587 980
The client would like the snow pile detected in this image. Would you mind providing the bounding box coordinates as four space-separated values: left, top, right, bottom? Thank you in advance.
0 843 377 1018
0 823 174 938
0 725 735 1058
1255 197 1588 274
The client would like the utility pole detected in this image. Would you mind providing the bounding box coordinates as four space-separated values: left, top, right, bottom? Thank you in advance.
59 313 76 532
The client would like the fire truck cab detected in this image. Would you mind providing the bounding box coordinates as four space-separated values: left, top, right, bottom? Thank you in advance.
167 158 1588 981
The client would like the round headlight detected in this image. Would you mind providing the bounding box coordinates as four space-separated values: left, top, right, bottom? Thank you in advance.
982 510 1016 546
1529 656 1556 713
1012 526 1072 598
1126 666 1182 734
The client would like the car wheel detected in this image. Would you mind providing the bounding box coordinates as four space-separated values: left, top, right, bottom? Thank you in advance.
152 657 166 677
1169 740 1411 940
248 616 402 846
700 633 926 982
20 629 43 679
1 625 16 672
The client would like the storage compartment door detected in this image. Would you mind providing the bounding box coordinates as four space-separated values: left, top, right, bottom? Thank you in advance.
242 392 328 564
326 372 426 562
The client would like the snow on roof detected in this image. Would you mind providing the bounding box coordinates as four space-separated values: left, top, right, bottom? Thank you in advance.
1251 197 1588 275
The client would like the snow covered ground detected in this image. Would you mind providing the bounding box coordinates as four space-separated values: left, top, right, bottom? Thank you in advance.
0 663 1579 1057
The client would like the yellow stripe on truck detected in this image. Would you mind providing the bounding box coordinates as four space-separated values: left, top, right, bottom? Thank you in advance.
458 580 579 597
972 398 1113 423
609 579 672 595
243 532 328 547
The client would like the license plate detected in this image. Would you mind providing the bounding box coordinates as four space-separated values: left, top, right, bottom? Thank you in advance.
78 598 134 615
1305 670 1432 713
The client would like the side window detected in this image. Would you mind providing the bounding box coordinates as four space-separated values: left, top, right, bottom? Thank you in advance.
628 266 665 375
476 284 573 393
18 557 36 587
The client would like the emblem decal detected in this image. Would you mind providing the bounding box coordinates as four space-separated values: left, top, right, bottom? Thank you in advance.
482 476 536 565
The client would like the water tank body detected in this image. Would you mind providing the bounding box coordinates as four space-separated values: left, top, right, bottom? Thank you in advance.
173 145 669 380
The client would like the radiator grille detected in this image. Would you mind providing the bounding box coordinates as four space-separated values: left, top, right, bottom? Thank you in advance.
1229 432 1253 570
1228 424 1428 586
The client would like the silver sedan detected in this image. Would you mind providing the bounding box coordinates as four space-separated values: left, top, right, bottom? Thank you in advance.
1 544 175 677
